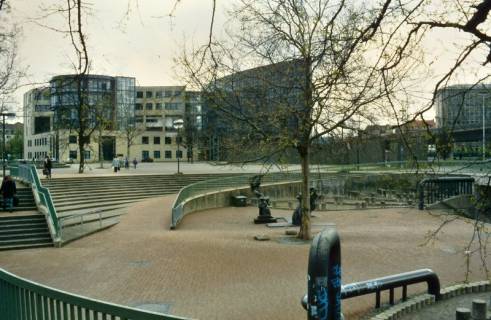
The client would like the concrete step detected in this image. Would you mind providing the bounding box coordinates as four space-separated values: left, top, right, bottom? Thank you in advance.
50 185 182 198
53 194 167 208
0 231 50 241
51 189 178 201
0 242 53 251
44 181 206 192
0 237 53 247
55 199 141 214
0 226 50 235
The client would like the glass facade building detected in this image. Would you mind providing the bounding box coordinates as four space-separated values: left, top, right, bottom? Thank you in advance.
435 84 491 129
50 74 136 130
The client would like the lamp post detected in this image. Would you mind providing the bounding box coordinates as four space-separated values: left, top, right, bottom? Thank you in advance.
173 118 184 174
481 94 487 161
1 112 16 177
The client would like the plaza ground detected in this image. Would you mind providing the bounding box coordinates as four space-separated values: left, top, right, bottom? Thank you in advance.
0 194 488 320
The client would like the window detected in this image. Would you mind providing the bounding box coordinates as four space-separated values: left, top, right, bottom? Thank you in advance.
146 91 153 98
69 135 77 144
176 136 182 144
142 150 149 160
165 137 172 144
176 150 183 158
156 91 162 98
135 103 143 110
28 140 32 147
135 116 144 123
165 103 179 110
165 150 172 159
174 90 182 97
145 103 153 110
84 151 91 160
154 151 161 159
69 150 77 160
154 137 160 144
164 90 172 97
28 152 32 159
136 91 143 98
142 136 149 144
156 103 162 110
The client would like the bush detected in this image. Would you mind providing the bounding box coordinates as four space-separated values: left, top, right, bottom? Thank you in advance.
141 157 154 163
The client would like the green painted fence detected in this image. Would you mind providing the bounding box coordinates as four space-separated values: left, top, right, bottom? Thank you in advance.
0 267 188 320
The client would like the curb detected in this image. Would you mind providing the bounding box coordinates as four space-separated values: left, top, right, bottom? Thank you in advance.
368 281 490 320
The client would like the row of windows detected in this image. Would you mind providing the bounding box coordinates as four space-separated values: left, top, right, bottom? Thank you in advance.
28 151 48 160
69 150 91 160
135 103 182 111
28 138 49 147
136 90 182 99
142 150 182 159
141 136 181 145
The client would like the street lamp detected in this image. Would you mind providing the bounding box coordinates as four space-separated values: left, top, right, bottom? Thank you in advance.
1 112 16 177
173 118 184 174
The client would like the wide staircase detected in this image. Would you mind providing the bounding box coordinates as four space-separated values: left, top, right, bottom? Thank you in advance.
42 174 235 219
0 185 52 250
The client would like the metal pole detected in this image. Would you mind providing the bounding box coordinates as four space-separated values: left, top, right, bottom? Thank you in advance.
2 114 5 177
177 129 181 174
483 94 486 161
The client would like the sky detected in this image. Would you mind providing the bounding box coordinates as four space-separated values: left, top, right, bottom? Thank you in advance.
6 0 491 123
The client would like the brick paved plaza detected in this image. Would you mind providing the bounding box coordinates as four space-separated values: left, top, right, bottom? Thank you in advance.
0 195 488 320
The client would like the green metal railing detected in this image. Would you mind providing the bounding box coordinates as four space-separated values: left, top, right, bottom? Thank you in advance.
0 267 188 320
10 164 61 241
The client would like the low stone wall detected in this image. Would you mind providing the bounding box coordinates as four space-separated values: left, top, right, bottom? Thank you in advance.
368 281 491 320
173 181 303 228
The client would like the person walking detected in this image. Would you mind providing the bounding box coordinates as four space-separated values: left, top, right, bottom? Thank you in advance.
1 176 16 212
43 155 52 179
112 157 120 173
124 157 129 169
132 158 138 169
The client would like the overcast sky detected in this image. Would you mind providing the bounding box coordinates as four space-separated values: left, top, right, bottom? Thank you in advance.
8 0 491 122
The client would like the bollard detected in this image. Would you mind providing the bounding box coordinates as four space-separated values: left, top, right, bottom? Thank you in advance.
456 307 471 320
306 228 342 320
472 299 487 320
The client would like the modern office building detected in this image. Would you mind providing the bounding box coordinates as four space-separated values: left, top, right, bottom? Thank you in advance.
203 59 305 161
435 84 491 158
435 84 491 129
24 74 199 162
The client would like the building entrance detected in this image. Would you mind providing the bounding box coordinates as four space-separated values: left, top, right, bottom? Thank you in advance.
101 137 115 161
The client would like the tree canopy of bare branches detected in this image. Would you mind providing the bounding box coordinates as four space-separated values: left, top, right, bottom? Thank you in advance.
179 0 426 239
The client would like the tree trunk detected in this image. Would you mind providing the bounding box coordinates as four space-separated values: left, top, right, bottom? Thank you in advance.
127 138 131 160
297 144 311 240
99 130 104 169
78 134 85 173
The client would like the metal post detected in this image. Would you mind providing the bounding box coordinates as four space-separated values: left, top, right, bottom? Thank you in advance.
483 94 486 161
2 114 5 178
0 113 15 177
306 228 342 320
177 133 180 174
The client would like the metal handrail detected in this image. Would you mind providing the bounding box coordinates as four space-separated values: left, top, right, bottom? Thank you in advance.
58 209 104 239
417 176 474 210
10 164 60 240
0 267 188 319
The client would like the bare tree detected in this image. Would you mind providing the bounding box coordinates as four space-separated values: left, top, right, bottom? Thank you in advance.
179 0 423 239
0 1 24 113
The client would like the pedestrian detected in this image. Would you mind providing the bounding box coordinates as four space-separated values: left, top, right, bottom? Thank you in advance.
124 157 129 169
0 176 16 212
112 157 119 173
43 155 52 179
132 158 138 169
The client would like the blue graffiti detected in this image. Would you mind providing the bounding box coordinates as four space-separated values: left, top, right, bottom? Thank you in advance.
316 285 328 319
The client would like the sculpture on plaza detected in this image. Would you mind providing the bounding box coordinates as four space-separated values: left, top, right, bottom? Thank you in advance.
292 187 318 226
250 175 277 224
